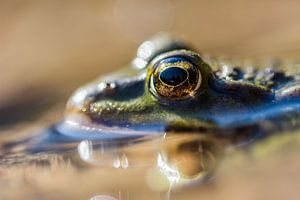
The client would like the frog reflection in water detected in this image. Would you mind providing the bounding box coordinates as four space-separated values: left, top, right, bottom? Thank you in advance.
78 133 225 185
62 33 300 139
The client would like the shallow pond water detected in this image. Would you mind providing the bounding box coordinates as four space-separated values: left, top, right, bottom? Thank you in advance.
1 106 300 200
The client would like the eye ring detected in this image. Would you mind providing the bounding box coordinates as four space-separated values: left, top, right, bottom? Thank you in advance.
147 50 208 102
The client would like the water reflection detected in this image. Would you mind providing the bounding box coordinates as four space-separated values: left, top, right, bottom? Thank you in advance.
77 133 227 187
78 140 130 169
157 135 225 185
1 124 299 199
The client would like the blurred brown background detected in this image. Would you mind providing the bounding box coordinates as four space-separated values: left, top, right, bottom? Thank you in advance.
2 0 300 126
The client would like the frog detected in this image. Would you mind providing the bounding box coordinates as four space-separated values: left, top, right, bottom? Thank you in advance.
1 34 300 193
56 33 300 140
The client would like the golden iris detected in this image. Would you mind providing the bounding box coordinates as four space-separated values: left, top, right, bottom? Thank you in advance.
150 56 202 100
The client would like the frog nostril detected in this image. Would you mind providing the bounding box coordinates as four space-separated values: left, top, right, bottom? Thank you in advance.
159 67 188 86
102 82 118 95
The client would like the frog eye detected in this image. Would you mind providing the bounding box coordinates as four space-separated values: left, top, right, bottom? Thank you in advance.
149 53 202 101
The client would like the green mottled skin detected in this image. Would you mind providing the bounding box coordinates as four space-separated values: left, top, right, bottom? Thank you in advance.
67 34 300 132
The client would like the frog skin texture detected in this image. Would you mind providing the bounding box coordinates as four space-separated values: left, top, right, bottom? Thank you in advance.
64 33 300 139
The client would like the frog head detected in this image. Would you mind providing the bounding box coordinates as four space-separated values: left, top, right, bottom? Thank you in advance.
63 33 298 137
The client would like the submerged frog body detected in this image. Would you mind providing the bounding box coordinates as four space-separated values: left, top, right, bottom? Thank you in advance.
59 33 300 139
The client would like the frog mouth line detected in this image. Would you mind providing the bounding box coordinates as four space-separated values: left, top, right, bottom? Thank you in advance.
51 100 300 143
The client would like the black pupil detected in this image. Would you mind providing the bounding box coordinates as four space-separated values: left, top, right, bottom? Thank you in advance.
159 67 188 86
